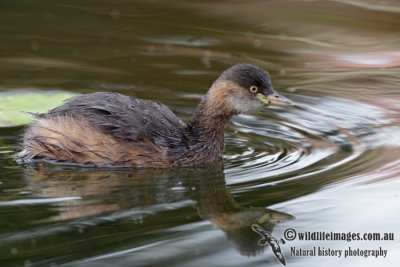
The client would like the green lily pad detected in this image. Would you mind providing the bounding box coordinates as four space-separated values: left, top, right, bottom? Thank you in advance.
0 90 77 127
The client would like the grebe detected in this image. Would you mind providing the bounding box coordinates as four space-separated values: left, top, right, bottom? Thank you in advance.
17 64 293 167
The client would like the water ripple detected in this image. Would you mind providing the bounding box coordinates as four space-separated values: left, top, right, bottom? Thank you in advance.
223 94 395 188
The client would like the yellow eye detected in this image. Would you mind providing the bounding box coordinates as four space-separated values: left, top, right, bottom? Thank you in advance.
249 86 258 93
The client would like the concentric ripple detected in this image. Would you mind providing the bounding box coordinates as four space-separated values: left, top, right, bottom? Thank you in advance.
223 94 400 187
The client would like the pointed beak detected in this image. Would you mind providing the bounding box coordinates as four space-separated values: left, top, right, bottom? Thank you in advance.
256 92 294 107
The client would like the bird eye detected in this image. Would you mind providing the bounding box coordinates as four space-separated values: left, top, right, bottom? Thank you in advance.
249 86 258 93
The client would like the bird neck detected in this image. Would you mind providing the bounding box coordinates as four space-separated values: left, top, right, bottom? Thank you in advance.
188 81 238 131
190 96 233 125
186 93 237 150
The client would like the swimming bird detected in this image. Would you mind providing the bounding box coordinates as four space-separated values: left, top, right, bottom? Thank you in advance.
17 64 293 167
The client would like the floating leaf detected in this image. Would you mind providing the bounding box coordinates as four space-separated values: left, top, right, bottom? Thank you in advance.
0 90 77 127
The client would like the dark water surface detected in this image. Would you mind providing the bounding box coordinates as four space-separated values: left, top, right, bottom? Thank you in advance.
1 1 400 266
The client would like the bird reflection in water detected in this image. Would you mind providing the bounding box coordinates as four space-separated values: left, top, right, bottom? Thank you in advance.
23 162 294 259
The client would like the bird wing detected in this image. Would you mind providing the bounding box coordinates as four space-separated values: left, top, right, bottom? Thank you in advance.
38 92 188 149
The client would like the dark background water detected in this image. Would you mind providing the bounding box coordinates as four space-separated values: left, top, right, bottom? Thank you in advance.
0 0 400 266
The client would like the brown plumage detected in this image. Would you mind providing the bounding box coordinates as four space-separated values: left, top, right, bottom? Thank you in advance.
17 64 293 167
